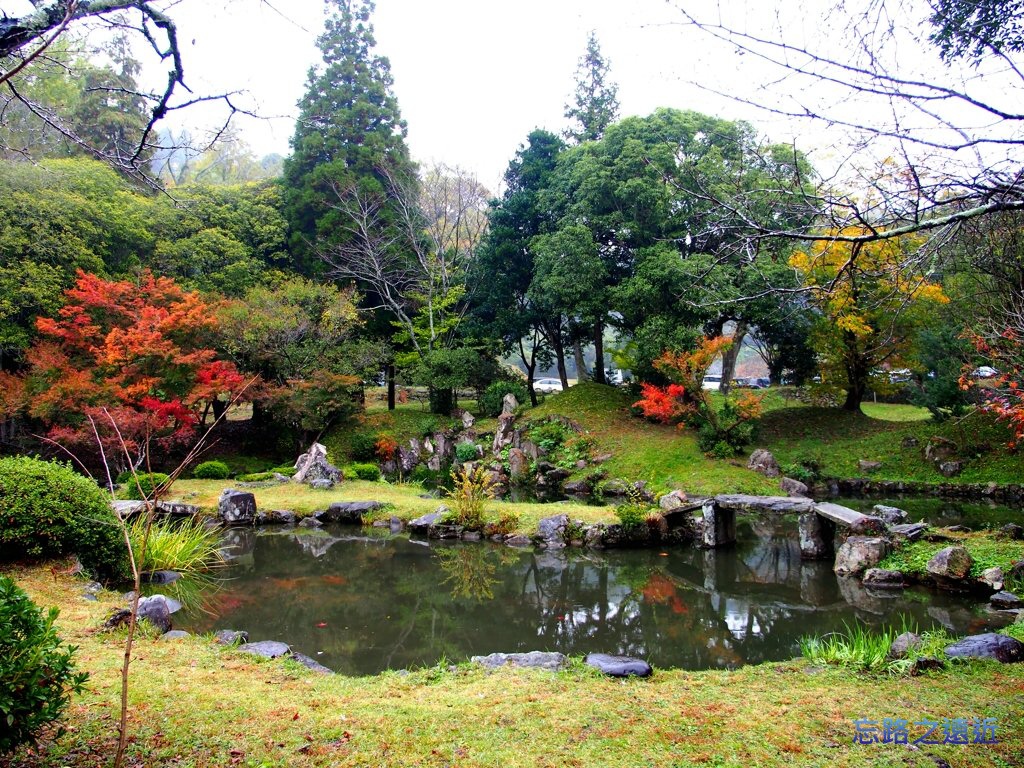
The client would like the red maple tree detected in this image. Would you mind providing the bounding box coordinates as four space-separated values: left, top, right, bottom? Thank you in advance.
13 270 245 469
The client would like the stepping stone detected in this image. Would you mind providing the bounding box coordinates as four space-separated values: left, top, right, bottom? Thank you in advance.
471 652 568 671
944 633 1024 663
292 652 334 674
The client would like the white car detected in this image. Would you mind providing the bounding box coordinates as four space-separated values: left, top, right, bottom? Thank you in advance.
972 365 999 379
702 375 722 390
534 378 564 394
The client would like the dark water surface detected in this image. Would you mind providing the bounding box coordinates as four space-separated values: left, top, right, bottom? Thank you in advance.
177 511 1013 675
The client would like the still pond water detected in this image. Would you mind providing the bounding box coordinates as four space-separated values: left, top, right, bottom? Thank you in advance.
176 499 1019 675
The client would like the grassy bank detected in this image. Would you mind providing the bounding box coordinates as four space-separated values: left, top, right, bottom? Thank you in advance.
6 562 1024 768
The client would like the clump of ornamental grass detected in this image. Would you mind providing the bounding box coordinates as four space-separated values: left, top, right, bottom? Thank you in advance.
127 516 225 575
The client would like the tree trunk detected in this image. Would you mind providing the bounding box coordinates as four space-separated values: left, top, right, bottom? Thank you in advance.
553 335 569 390
842 340 869 411
572 340 589 382
522 340 539 407
211 399 227 421
593 321 606 384
386 363 396 411
719 320 748 396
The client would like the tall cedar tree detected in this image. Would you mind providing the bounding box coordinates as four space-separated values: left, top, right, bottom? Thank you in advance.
563 32 620 144
282 0 414 275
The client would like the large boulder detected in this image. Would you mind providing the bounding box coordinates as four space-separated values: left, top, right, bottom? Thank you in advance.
316 501 384 524
408 510 444 535
218 489 256 525
779 477 809 497
833 536 891 576
990 591 1023 610
507 448 530 480
238 640 291 659
659 490 689 510
872 505 907 524
944 633 1024 663
926 546 973 581
889 631 922 659
747 449 780 478
136 595 173 633
863 568 905 589
292 443 342 485
536 514 569 548
584 653 653 678
492 394 519 453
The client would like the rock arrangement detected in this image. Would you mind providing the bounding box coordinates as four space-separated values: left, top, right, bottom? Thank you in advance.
292 442 342 488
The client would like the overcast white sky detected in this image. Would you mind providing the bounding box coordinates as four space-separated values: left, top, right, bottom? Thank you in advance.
151 0 839 190
9 0 1015 191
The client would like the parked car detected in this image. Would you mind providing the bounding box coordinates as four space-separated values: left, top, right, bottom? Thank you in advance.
534 377 564 394
702 374 722 390
971 365 999 379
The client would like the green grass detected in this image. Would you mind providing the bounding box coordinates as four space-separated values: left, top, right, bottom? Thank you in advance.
879 531 1024 580
859 402 933 422
799 620 956 675
127 516 225 574
5 563 1024 768
759 406 1024 485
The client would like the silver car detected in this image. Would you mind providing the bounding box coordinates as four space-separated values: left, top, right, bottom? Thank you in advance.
534 378 564 394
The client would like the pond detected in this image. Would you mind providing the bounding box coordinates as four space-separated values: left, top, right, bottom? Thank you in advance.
175 509 1015 675
834 496 1024 529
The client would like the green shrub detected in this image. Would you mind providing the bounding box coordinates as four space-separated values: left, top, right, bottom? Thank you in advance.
455 442 480 463
349 433 379 462
528 420 569 453
236 471 277 482
192 460 231 480
268 463 296 476
349 462 382 481
479 380 529 417
127 517 224 574
615 503 648 534
123 472 171 501
0 457 128 581
410 464 441 487
0 577 88 754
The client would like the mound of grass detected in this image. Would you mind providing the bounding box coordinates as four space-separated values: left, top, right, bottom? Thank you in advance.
880 531 1024 580
127 517 225 574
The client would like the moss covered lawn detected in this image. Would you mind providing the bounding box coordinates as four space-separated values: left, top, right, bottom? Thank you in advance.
5 562 1024 768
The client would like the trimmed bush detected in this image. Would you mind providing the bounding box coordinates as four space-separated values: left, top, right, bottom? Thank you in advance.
479 380 529 417
236 471 277 482
455 442 480 463
0 457 128 580
0 576 88 754
348 433 379 462
123 472 171 501
192 460 231 480
349 463 382 481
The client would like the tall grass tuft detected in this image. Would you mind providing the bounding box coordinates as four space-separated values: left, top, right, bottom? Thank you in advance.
799 621 896 672
127 517 225 575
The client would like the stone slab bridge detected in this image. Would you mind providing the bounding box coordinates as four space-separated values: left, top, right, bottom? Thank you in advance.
694 495 886 560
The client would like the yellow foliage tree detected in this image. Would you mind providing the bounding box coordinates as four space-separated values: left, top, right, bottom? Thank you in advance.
790 228 948 410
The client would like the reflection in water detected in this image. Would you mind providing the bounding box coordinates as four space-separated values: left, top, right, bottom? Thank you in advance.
177 518 1011 675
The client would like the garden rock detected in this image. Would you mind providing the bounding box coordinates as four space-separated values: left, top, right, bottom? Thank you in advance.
136 595 172 633
890 522 929 541
872 505 907 524
292 442 342 485
462 410 475 429
317 501 384 524
926 546 973 581
747 449 780 477
508 448 530 480
214 630 249 645
238 640 291 659
472 651 567 671
292 652 334 674
160 630 190 640
1000 523 1024 540
409 511 444 534
924 436 958 463
584 653 653 678
863 568 905 589
309 478 335 490
492 394 519 453
219 489 256 525
833 536 892 576
858 460 882 473
504 534 531 547
981 567 1004 591
298 516 323 528
779 477 809 497
938 460 964 478
600 479 629 497
901 436 919 448
142 570 181 584
990 591 1023 610
427 523 464 539
659 490 689 510
944 633 1024 663
255 509 297 525
889 631 922 659
564 479 591 495
536 514 569 548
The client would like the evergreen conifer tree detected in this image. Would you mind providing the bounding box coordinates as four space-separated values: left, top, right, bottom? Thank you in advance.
563 32 620 144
